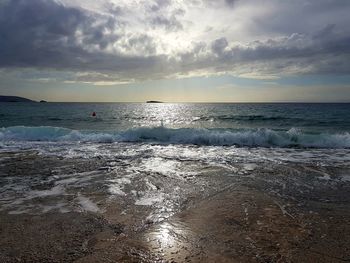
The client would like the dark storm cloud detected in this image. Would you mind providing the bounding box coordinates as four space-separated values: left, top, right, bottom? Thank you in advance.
0 0 120 68
0 0 350 83
0 0 82 66
211 38 228 55
0 0 167 78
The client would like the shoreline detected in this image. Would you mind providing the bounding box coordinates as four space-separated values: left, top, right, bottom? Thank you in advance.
0 149 349 262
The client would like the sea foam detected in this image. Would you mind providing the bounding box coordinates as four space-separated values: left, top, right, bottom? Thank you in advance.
1 126 350 148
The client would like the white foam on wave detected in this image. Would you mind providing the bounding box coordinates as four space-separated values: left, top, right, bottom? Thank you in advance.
135 193 165 206
76 195 101 213
28 185 65 198
141 157 184 177
107 172 134 196
341 175 350 182
1 125 350 148
0 170 106 214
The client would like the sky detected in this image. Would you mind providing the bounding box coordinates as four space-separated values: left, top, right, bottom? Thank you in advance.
0 0 350 102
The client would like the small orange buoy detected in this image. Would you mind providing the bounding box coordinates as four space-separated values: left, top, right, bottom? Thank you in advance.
92 112 96 117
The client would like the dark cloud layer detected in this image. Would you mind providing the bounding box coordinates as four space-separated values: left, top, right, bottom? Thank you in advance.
150 15 183 31
0 0 167 81
0 0 350 83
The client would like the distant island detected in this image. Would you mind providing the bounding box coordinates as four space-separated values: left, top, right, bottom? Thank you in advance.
0 96 36 102
146 100 163 103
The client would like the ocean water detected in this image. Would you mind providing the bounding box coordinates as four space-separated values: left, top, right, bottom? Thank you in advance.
1 102 350 148
1 102 350 216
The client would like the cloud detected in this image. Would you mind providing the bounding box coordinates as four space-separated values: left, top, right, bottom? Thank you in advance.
149 0 172 12
200 0 240 8
0 0 119 66
211 38 229 54
0 0 350 85
150 15 183 31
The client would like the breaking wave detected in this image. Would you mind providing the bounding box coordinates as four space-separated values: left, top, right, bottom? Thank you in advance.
1 126 350 148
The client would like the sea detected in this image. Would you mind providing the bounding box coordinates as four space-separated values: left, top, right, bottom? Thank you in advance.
1 102 350 145
0 102 350 215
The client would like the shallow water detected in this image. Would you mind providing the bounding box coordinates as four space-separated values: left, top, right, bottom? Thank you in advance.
1 103 350 261
1 146 349 262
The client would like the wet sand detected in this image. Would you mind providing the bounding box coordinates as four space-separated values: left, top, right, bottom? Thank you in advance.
0 150 350 262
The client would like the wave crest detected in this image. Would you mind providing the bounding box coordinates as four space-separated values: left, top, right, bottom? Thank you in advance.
1 126 350 148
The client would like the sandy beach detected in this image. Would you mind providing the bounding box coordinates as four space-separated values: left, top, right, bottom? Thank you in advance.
0 148 349 262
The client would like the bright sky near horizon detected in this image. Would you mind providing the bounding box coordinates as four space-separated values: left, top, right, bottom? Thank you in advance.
0 0 350 102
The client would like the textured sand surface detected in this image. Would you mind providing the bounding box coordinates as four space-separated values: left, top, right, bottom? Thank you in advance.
0 151 349 262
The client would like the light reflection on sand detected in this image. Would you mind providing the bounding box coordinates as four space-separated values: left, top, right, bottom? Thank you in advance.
145 220 192 256
1 143 350 218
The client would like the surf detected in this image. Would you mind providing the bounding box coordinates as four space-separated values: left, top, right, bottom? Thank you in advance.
1 125 350 148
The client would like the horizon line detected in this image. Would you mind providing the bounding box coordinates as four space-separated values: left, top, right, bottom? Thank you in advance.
4 101 350 104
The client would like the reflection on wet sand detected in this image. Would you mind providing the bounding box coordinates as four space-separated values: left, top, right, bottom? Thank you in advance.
138 186 309 262
0 147 350 262
146 221 192 256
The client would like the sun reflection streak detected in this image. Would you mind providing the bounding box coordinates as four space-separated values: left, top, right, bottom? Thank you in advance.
139 103 193 127
143 218 196 262
156 223 176 247
147 221 188 250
